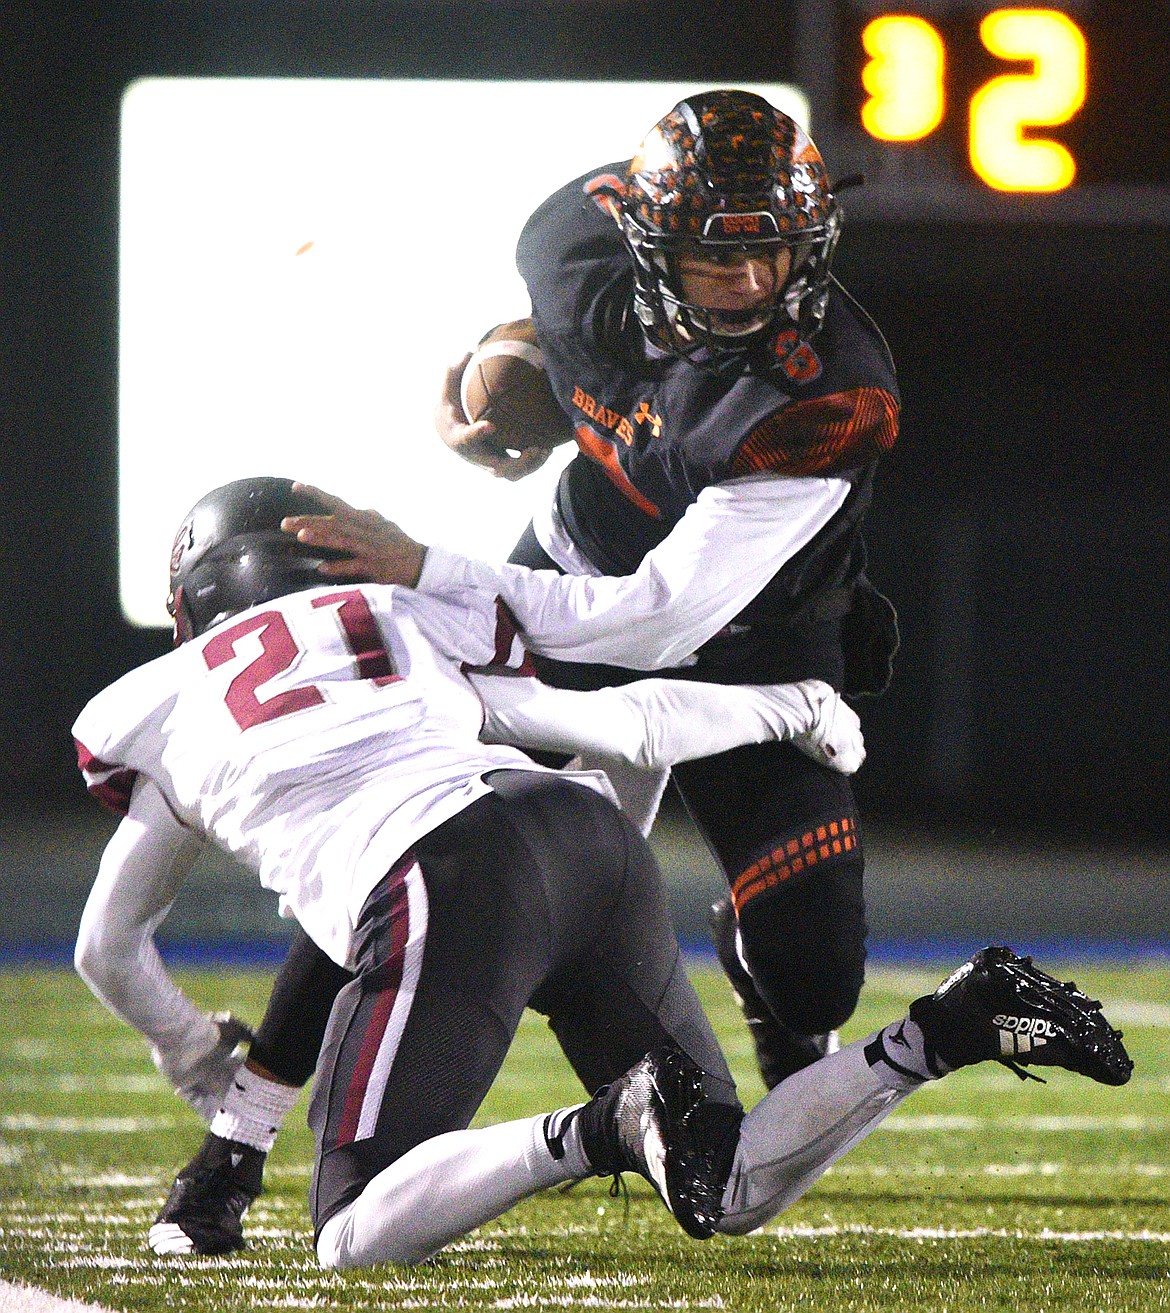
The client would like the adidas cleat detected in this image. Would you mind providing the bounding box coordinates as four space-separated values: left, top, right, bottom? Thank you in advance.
709 897 834 1088
909 946 1134 1086
149 1133 265 1256
574 1046 742 1239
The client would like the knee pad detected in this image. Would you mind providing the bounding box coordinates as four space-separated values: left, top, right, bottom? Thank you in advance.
315 1206 351 1269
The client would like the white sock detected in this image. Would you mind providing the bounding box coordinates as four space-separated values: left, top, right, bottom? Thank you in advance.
541 1103 592 1177
865 1015 949 1083
718 1029 928 1235
317 1107 588 1269
209 1065 301 1152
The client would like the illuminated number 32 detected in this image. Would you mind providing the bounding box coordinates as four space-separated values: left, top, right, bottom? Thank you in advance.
861 9 1087 192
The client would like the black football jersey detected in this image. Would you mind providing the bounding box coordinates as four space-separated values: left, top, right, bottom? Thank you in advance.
516 166 901 687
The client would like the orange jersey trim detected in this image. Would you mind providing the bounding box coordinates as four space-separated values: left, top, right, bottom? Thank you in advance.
730 817 858 914
574 424 663 519
732 386 899 478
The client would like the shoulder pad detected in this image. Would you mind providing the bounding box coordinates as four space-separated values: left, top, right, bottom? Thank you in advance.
732 387 899 477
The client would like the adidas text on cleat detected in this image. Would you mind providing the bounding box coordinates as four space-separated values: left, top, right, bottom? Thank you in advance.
573 1046 742 1240
909 946 1134 1086
148 1133 265 1256
709 898 834 1089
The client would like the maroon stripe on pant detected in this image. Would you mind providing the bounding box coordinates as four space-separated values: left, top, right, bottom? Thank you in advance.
334 856 415 1146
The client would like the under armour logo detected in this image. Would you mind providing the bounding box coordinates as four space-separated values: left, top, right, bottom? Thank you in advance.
634 402 663 437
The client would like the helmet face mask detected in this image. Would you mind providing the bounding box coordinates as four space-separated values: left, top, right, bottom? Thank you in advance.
643 236 797 346
618 90 841 364
167 477 352 642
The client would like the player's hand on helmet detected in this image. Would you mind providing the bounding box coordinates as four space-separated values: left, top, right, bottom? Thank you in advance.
435 353 554 482
281 484 429 587
790 679 866 775
151 1012 253 1122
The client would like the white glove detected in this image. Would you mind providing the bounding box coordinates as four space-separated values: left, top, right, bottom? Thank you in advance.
151 1012 253 1121
790 680 866 775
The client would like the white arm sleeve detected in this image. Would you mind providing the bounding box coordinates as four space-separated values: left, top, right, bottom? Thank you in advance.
420 475 850 670
74 776 208 1050
471 673 863 774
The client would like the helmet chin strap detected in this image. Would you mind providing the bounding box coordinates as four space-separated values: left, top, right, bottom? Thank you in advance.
170 585 196 646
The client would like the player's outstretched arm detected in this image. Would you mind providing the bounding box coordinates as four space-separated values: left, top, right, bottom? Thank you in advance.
282 483 429 587
74 777 251 1120
423 477 851 670
284 477 850 671
471 674 864 774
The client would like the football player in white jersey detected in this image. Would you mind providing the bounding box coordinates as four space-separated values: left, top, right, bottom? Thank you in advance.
74 478 1132 1268
78 476 868 1255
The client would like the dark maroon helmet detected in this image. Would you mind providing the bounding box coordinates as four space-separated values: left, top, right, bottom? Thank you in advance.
167 477 347 641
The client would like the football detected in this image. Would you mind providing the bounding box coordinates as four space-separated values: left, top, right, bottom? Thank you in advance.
459 318 571 451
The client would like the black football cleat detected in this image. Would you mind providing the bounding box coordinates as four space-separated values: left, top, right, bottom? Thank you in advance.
909 946 1134 1086
148 1133 265 1256
573 1046 742 1240
709 897 834 1089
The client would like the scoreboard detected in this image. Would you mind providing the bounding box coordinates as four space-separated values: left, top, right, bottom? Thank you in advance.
856 8 1084 190
796 0 1170 220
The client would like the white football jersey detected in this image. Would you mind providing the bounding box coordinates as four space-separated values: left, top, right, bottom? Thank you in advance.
73 583 553 964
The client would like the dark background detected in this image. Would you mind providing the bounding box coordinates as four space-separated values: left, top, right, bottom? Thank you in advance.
3 0 1168 858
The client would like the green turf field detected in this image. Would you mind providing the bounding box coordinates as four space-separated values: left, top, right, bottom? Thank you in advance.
1 961 1168 1311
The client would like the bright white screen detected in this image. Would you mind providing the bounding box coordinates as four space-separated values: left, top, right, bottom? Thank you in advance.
119 78 808 627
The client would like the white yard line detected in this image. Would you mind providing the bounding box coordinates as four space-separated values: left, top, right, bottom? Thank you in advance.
881 1113 1164 1132
0 1281 112 1313
764 1222 1170 1244
0 1116 176 1134
0 1077 162 1095
829 1160 1168 1176
1104 1000 1170 1028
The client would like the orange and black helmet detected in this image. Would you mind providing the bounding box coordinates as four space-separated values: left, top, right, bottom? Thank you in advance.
616 89 842 360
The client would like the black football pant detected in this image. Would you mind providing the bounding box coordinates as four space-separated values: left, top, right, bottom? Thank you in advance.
671 740 866 1035
250 757 862 1102
501 524 868 1041
294 770 735 1232
248 594 865 1105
